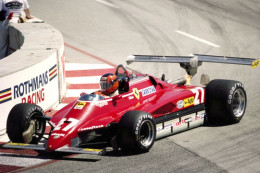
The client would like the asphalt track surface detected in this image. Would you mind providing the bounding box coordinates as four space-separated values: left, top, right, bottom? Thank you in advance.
6 0 260 172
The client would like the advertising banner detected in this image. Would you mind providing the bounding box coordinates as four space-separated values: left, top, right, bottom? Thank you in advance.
0 52 59 130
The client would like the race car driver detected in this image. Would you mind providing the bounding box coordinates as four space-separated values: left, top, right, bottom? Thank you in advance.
95 73 119 98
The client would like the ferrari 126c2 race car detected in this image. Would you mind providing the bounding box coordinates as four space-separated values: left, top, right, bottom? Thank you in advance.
3 54 259 155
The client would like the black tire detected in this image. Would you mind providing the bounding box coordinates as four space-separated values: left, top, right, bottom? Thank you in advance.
118 111 156 153
6 103 46 144
206 79 247 124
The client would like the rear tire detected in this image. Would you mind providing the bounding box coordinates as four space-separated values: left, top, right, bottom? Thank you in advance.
118 111 156 153
206 79 247 124
7 103 46 144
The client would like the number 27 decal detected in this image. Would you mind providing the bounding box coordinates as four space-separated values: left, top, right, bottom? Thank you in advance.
190 87 205 105
54 118 79 131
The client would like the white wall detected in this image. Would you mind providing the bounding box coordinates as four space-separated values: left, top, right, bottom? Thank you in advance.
0 23 66 131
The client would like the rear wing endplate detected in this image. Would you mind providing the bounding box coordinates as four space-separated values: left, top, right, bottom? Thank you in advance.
126 54 259 76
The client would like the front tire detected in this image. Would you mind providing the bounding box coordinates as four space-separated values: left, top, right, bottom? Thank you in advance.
118 111 156 153
6 103 46 144
206 79 247 124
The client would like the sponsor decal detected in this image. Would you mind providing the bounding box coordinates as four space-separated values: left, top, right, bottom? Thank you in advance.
184 96 194 107
128 96 134 100
51 133 65 137
13 69 49 104
0 88 12 104
49 64 58 81
133 88 140 100
196 112 205 119
74 102 86 109
13 71 48 99
176 100 184 109
135 114 153 136
93 100 108 108
143 95 156 104
156 111 206 135
80 125 104 131
228 83 243 104
176 96 194 109
141 86 156 96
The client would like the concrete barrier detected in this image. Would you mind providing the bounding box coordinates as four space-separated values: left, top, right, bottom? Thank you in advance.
0 22 66 131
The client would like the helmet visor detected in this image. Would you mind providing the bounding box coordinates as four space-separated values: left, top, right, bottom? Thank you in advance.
100 80 112 91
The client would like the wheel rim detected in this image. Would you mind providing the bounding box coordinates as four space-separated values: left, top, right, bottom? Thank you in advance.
24 112 46 143
139 120 155 147
233 89 246 118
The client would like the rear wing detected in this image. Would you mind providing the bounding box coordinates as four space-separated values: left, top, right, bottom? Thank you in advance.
126 54 259 76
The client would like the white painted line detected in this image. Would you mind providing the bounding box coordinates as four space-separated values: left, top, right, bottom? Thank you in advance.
66 89 98 97
66 76 101 84
65 63 114 71
95 0 119 8
176 30 220 48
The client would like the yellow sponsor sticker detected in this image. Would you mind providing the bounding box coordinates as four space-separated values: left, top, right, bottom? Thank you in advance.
133 88 140 100
184 96 194 107
83 148 102 152
8 143 28 146
252 59 259 69
74 101 86 109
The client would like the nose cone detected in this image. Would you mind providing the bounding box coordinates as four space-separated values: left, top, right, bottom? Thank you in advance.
46 133 69 152
47 122 79 152
47 111 82 151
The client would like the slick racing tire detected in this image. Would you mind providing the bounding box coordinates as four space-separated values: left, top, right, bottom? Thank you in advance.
7 103 46 144
206 79 247 124
118 111 156 153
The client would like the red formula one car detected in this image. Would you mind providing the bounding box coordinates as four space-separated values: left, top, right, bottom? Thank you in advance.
3 55 259 155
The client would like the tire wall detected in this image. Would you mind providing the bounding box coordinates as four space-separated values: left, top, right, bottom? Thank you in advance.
0 22 66 131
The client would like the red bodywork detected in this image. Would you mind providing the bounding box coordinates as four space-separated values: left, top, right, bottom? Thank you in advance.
47 67 205 152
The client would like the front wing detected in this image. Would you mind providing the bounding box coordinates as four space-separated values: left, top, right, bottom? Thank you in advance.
2 142 106 155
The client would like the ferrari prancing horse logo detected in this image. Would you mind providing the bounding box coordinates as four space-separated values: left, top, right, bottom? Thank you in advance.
133 88 140 100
